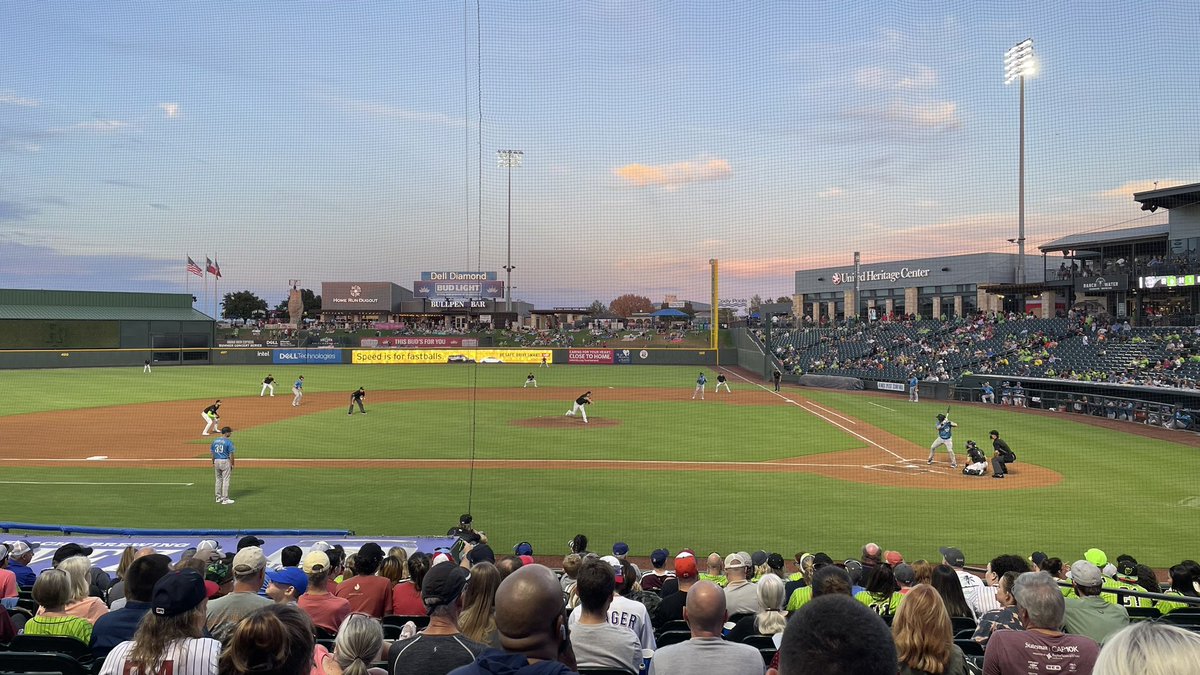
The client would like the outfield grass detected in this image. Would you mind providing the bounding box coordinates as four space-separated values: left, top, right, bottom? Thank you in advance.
3 365 1199 566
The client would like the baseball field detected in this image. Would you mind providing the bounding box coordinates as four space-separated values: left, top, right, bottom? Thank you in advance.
1 363 1197 566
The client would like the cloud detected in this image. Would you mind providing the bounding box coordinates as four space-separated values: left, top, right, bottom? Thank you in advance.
330 96 464 128
846 101 961 133
1098 180 1190 199
0 239 183 290
853 65 938 90
71 119 131 133
0 91 39 107
158 102 181 118
0 200 38 222
818 187 844 198
613 158 732 189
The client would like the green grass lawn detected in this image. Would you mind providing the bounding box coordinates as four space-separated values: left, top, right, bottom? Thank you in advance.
3 365 1198 566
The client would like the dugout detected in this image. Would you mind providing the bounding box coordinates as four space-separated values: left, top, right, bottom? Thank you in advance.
0 289 214 368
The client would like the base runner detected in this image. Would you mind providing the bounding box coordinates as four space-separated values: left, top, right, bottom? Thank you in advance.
292 376 304 407
565 391 592 423
693 372 707 400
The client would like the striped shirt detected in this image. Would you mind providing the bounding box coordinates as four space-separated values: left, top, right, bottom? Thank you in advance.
100 637 222 675
23 613 93 644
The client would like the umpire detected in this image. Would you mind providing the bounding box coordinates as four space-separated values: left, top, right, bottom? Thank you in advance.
990 430 1016 478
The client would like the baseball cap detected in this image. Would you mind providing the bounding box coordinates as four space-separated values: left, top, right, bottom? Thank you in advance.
812 552 834 568
196 540 223 562
431 551 454 566
1070 560 1103 588
5 541 38 557
518 555 535 566
231 546 267 575
843 560 864 584
466 544 495 566
1084 548 1108 568
357 542 384 560
0 544 8 561
675 556 698 579
266 567 308 596
724 552 750 570
53 543 94 565
309 541 332 553
600 555 625 584
650 549 669 567
513 542 534 557
237 535 265 550
613 542 629 556
939 546 966 567
767 553 785 571
204 580 221 599
751 550 768 568
885 550 904 566
459 514 473 525
152 569 207 617
302 551 331 574
894 563 916 586
1030 552 1048 567
205 561 232 585
1116 558 1139 582
423 561 470 610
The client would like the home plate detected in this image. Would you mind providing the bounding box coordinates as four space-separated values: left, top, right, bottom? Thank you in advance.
86 455 109 461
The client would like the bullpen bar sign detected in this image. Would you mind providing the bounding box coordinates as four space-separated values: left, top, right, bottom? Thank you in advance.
272 349 343 364
568 349 614 364
413 280 504 299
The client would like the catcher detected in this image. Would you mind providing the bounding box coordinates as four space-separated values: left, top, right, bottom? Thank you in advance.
962 440 987 476
201 399 222 436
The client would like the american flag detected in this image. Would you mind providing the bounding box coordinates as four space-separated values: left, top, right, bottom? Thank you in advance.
187 256 203 277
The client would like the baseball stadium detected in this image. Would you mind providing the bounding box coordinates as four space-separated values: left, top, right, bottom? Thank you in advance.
2 3 1199 673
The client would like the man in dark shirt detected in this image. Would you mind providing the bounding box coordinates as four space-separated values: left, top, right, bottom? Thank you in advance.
652 555 697 628
90 554 172 659
348 387 367 415
447 514 485 545
990 430 1016 478
261 374 275 397
201 400 222 436
388 561 486 675
773 368 782 391
566 391 592 423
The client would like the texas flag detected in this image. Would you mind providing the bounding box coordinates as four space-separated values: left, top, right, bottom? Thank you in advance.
206 257 217 275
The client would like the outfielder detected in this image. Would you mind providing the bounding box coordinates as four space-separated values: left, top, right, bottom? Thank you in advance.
348 387 367 415
693 372 707 400
908 374 920 403
210 426 235 505
201 400 222 436
524 373 538 388
143 359 151 374
566 391 592 423
261 374 275 397
540 353 550 368
715 373 731 393
927 413 958 467
292 376 304 407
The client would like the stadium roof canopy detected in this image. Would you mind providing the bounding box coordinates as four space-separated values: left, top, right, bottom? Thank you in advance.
1039 222 1170 254
1133 182 1200 212
0 288 212 321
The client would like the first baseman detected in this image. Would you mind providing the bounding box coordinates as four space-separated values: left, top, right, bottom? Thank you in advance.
524 373 538 388
566 391 592 423
693 372 707 400
292 376 304 406
201 400 222 436
715 373 731 393
210 426 235 505
261 373 275 397
348 387 366 415
928 413 958 467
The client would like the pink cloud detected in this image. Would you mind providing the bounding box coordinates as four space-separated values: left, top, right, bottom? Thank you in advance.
613 158 732 189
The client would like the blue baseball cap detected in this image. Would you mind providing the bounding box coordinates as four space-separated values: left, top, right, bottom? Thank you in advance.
513 542 533 556
266 566 308 595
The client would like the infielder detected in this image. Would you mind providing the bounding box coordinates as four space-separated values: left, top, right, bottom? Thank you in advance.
693 372 707 400
348 387 366 415
201 400 222 436
908 374 920 403
261 374 275 397
928 413 958 467
715 373 731 393
566 391 592 423
210 426 235 505
524 373 538 388
292 376 304 407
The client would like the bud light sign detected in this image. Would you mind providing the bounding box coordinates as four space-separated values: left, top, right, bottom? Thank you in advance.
273 349 344 364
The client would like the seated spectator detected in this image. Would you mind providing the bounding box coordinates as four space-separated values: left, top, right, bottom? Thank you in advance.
101 546 136 607
811 564 853 598
90 553 172 660
769 594 897 675
25 568 94 644
983 572 1099 674
648 580 762 675
972 571 1022 646
1156 563 1200 614
265 566 307 606
855 563 902 619
318 613 386 675
495 555 524 580
109 547 158 609
569 558 640 674
569 556 655 652
640 549 674 592
334 543 391 618
786 553 838 610
893 584 967 675
98 569 221 675
1064 560 1129 644
895 563 917 595
700 552 727 587
721 552 760 616
391 552 430 616
559 553 582 594
5 540 38 587
931 564 976 622
298 550 351 636
0 544 17 600
388 547 410 580
51 543 112 603
378 555 405 588
727 573 788 643
219 604 316 675
458 562 502 648
1093 621 1200 675
40 555 108 624
653 553 698 627
206 546 272 643
447 564 574 675
940 547 986 618
387 561 486 675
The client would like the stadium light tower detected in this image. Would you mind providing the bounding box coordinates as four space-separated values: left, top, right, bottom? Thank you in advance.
497 149 523 315
1005 38 1035 284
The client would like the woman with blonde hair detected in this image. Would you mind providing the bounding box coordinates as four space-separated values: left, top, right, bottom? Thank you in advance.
892 584 967 675
728 573 788 642
377 556 404 587
1094 621 1200 675
317 613 386 675
25 568 94 644
42 555 108 623
458 562 501 647
387 547 409 580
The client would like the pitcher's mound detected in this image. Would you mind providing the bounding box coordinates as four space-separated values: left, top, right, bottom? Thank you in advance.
513 417 621 428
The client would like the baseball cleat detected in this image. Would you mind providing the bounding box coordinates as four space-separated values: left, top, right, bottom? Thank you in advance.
221 498 235 504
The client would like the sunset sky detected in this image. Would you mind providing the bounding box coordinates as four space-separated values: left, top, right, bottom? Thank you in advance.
1 1 1197 309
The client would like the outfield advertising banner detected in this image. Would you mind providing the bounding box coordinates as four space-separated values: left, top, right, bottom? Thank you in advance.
412 280 504 299
614 349 633 365
272 349 343 364
568 349 614 364
352 349 550 365
876 381 906 392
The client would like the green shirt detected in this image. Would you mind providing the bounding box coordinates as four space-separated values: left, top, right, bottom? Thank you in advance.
698 573 727 588
855 590 902 618
23 614 93 644
786 586 813 612
1063 595 1129 645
